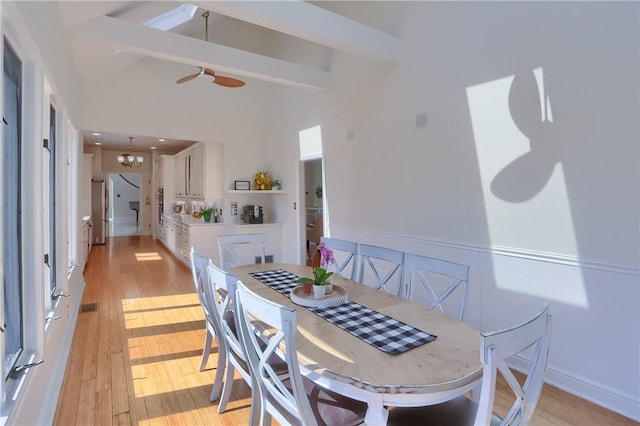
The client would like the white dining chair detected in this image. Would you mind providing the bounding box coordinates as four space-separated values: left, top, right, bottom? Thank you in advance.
404 253 470 321
320 237 358 280
235 280 368 426
218 233 266 270
357 243 405 296
189 248 225 400
388 304 552 426
205 261 255 416
188 248 217 371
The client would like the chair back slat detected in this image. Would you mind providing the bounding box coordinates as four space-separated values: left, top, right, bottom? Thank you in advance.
206 262 263 423
236 281 315 425
475 304 552 426
357 244 405 296
404 253 470 321
320 237 358 280
218 233 266 270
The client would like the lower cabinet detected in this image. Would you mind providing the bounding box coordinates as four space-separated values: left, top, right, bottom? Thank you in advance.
80 217 92 270
160 216 224 267
159 217 282 268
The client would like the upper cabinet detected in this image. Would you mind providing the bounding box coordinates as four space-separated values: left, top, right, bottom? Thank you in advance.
175 141 222 200
189 144 206 197
175 152 186 197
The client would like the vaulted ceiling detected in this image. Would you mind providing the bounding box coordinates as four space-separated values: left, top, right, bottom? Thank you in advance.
58 1 401 151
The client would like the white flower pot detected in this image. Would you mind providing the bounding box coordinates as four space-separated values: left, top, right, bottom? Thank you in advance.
313 284 326 299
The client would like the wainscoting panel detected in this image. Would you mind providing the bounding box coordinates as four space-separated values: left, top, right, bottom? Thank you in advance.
329 223 640 421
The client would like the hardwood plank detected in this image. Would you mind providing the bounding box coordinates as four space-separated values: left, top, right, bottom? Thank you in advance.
111 351 130 416
80 311 99 382
75 379 96 426
53 236 638 426
96 388 113 426
96 310 112 391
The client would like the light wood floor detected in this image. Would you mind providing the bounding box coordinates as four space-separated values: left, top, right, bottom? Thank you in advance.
54 236 637 425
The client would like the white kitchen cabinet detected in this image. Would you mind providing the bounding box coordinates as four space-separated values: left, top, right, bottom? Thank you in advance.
174 153 186 197
189 144 205 198
158 219 166 244
189 223 225 266
166 220 176 253
159 215 225 267
176 222 191 264
80 216 92 270
175 142 221 200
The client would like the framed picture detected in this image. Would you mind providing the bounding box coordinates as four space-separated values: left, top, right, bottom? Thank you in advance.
234 180 251 190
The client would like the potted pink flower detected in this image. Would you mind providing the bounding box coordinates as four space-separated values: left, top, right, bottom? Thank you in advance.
297 242 336 298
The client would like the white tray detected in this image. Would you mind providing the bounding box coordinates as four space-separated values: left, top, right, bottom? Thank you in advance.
290 285 348 308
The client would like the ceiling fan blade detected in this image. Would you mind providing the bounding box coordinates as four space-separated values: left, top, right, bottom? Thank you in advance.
176 74 199 84
213 75 246 88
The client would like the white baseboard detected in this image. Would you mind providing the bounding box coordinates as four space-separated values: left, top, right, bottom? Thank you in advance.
509 356 640 422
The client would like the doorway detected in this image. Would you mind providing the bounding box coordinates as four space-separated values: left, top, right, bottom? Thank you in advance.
302 158 324 265
107 172 141 237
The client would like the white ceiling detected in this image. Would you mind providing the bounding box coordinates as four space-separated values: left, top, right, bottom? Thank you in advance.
82 130 198 154
57 1 400 152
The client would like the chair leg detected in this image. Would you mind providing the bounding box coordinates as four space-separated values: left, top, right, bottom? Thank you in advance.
209 347 227 402
248 383 261 426
217 359 236 413
262 411 272 426
199 329 213 371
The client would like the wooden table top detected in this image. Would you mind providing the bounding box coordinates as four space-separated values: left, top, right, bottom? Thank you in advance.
230 263 482 394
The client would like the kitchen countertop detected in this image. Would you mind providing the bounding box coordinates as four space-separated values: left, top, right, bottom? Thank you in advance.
164 214 224 226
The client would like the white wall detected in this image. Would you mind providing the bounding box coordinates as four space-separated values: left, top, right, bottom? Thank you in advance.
266 1 640 420
33 0 639 422
3 2 85 424
109 172 140 222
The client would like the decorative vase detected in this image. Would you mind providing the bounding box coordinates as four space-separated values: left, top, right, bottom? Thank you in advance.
325 281 333 294
313 284 326 299
302 282 312 294
203 213 211 223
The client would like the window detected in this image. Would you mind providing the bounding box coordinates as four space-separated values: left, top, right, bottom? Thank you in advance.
3 38 24 379
47 104 57 296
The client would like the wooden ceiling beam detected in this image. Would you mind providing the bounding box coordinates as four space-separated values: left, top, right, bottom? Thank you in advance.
72 15 330 91
189 0 400 62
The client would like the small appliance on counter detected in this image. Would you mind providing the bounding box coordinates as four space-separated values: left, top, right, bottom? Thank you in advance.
173 201 185 214
242 205 264 224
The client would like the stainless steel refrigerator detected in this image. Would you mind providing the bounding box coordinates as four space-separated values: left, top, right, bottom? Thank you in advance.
91 180 108 244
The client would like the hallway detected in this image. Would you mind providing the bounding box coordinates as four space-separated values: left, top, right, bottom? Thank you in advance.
54 236 252 425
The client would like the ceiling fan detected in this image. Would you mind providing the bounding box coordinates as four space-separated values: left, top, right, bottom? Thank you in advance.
175 11 246 88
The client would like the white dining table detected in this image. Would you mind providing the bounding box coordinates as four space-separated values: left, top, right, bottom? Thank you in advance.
230 263 482 426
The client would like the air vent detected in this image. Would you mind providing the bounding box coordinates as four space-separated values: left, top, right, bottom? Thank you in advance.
79 303 99 313
256 255 274 264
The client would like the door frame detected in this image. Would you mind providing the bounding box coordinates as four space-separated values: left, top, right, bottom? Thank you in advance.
298 156 326 264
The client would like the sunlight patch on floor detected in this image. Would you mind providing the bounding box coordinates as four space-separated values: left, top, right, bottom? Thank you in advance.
135 252 163 261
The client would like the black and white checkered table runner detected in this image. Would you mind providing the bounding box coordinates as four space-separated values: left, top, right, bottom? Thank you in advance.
249 269 436 354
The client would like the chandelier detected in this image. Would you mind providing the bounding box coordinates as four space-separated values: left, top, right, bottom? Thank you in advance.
117 136 144 167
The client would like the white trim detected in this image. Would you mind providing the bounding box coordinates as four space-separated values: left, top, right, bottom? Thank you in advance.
328 222 640 421
329 223 639 276
7 268 84 426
